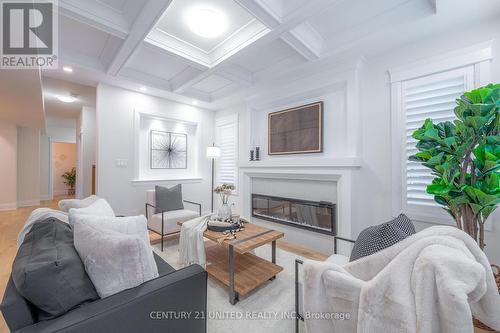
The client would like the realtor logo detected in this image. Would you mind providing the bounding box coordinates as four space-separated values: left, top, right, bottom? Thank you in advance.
1 0 58 69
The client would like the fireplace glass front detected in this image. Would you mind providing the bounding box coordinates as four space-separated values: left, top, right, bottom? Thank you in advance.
252 194 336 235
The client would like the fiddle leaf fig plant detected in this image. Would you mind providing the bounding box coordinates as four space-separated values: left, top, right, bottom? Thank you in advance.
409 83 500 249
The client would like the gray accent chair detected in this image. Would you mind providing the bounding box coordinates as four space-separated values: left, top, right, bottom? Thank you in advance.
1 254 207 333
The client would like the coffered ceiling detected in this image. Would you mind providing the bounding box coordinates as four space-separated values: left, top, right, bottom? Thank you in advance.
40 0 500 111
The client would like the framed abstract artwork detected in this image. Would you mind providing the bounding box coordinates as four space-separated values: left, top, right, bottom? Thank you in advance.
268 101 323 155
150 130 187 169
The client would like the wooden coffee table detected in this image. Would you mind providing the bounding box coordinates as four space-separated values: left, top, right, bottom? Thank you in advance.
180 220 284 304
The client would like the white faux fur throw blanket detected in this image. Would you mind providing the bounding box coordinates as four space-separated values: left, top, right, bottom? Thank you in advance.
303 226 500 333
178 215 210 268
17 208 69 247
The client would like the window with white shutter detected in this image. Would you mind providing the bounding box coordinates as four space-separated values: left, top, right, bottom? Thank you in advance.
403 67 474 210
390 42 494 224
215 114 238 187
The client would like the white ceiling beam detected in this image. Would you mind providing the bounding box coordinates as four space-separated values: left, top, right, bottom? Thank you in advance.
107 0 174 76
58 0 129 39
281 22 323 61
119 68 172 91
172 0 342 93
58 50 106 72
216 64 253 87
234 0 282 28
170 67 205 92
183 88 212 103
172 71 212 94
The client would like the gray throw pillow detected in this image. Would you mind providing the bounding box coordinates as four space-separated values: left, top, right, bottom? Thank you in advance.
12 218 99 319
349 214 416 262
155 185 184 213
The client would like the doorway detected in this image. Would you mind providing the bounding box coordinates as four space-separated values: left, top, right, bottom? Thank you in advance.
52 142 77 198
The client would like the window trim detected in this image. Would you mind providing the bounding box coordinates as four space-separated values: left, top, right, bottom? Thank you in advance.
215 113 239 193
389 41 494 226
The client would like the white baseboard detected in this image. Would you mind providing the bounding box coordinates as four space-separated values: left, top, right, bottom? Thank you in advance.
0 202 17 211
17 200 40 207
40 194 52 201
53 190 68 196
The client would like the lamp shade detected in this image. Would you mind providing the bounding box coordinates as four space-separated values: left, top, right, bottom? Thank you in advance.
206 146 221 158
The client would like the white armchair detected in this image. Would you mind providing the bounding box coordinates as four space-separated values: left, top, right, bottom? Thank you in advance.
295 227 500 333
295 236 354 333
145 189 201 251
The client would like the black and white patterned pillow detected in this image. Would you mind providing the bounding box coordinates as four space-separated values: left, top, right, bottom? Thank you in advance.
349 214 416 262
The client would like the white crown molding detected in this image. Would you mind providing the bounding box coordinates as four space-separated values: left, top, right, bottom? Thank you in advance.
389 40 494 82
146 20 269 69
245 56 363 108
234 0 282 28
59 0 129 38
147 0 344 95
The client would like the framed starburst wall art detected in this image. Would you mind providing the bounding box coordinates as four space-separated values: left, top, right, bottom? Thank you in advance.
150 130 187 169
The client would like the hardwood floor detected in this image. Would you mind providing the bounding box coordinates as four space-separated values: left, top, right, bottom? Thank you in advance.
0 199 494 332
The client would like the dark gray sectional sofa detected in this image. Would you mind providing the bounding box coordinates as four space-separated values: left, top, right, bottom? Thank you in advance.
1 253 207 333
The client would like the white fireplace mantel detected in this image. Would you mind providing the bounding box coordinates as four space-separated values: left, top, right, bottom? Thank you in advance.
238 158 361 254
239 157 362 170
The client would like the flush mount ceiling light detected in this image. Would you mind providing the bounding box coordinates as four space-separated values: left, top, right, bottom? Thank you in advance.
56 94 78 103
184 7 228 38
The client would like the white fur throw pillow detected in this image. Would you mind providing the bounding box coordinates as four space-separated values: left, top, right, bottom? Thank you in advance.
68 199 115 226
58 195 99 212
70 214 158 277
73 217 159 298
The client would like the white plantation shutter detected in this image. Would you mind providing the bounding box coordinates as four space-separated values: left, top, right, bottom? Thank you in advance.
216 115 238 186
402 66 474 210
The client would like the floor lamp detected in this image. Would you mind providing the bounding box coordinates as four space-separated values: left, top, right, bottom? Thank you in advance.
206 144 221 213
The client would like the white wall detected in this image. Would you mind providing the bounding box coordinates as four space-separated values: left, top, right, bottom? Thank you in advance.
353 20 500 263
76 107 96 198
17 127 40 206
39 133 51 200
46 117 76 143
96 84 215 216
250 91 348 160
53 142 77 196
137 114 197 180
0 123 17 210
217 19 500 263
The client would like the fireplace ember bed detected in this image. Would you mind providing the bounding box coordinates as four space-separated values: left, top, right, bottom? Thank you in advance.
251 194 336 236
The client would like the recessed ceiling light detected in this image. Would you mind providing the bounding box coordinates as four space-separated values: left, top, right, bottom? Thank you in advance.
140 86 147 92
184 7 228 38
63 66 73 73
56 94 78 103
192 100 198 105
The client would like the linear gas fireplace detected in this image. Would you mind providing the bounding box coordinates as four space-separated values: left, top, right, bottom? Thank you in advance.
252 194 336 235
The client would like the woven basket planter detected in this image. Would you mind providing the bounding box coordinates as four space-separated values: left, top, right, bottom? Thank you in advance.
473 265 500 331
